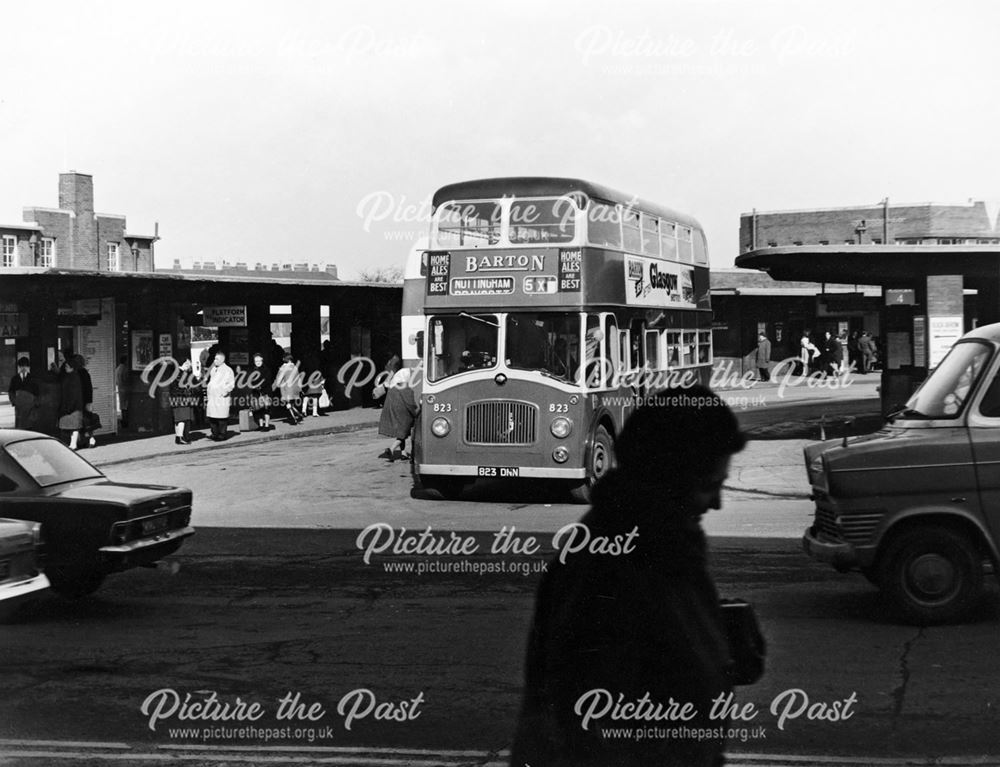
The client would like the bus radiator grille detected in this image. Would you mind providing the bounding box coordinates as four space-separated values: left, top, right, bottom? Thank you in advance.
465 400 538 445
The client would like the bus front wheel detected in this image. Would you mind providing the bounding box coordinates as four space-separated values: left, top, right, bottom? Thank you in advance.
421 475 469 501
570 425 615 504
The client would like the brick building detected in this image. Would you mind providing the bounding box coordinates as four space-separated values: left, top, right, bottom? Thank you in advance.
740 200 1000 250
1 172 157 272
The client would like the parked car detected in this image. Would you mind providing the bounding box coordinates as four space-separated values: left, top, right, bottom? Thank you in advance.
803 323 1000 624
0 517 48 621
0 430 194 598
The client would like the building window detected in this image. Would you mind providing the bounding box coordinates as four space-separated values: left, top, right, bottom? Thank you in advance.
819 240 829 245
108 242 121 272
2 235 16 268
40 238 55 267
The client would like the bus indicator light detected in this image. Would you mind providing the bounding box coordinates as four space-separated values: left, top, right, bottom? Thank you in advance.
552 446 570 463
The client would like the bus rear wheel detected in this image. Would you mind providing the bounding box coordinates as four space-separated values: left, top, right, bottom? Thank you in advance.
570 424 615 504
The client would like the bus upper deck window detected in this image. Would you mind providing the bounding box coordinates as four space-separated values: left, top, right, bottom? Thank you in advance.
435 201 501 248
509 198 576 244
587 203 622 249
661 222 677 260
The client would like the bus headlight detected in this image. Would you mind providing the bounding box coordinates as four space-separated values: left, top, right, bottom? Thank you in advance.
431 417 451 437
550 417 573 439
552 446 570 463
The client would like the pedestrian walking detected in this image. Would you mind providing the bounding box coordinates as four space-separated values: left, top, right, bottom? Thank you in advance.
858 331 875 374
848 331 861 373
57 357 85 450
754 332 772 382
275 353 304 424
8 357 38 430
301 354 325 417
510 385 750 767
823 331 841 376
246 352 273 431
377 361 418 461
74 354 98 448
205 349 236 441
800 330 819 375
837 331 849 373
115 355 131 428
171 359 199 445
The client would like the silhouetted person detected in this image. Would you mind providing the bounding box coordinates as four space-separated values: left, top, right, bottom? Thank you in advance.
511 385 747 767
8 357 38 429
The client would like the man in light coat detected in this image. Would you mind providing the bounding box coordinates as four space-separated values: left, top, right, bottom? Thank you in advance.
205 350 235 441
754 332 772 382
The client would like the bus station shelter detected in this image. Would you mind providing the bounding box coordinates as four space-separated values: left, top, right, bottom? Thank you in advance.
735 244 1000 411
0 269 401 436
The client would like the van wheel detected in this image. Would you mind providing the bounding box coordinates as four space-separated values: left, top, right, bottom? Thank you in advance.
879 526 983 624
569 425 615 504
47 567 106 599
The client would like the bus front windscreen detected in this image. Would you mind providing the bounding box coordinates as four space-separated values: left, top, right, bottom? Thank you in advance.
505 313 580 382
428 314 500 382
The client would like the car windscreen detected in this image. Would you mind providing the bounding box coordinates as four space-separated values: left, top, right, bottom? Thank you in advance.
5 439 104 487
903 340 992 419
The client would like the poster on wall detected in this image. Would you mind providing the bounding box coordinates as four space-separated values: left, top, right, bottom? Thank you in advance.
131 330 154 371
229 328 249 366
928 315 963 368
158 333 173 360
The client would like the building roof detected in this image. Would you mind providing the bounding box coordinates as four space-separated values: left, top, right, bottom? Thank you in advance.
0 222 43 232
0 267 397 290
735 244 1000 285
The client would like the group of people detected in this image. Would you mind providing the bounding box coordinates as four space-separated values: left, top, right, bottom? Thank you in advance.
7 351 99 450
799 329 879 377
168 346 328 446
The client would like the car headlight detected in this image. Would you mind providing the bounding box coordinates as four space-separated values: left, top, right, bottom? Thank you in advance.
552 446 570 463
550 417 573 439
431 417 451 437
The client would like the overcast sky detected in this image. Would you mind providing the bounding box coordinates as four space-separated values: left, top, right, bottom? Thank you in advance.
1 0 997 278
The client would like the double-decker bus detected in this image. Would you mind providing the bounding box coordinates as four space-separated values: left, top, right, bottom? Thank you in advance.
407 177 712 501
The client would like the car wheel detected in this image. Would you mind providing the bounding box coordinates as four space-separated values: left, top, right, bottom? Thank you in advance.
570 424 615 504
47 567 106 599
879 526 984 625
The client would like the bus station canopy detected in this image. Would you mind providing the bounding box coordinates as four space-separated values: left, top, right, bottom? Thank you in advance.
735 244 1000 286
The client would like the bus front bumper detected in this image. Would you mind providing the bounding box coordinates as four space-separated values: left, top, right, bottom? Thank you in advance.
418 464 587 479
